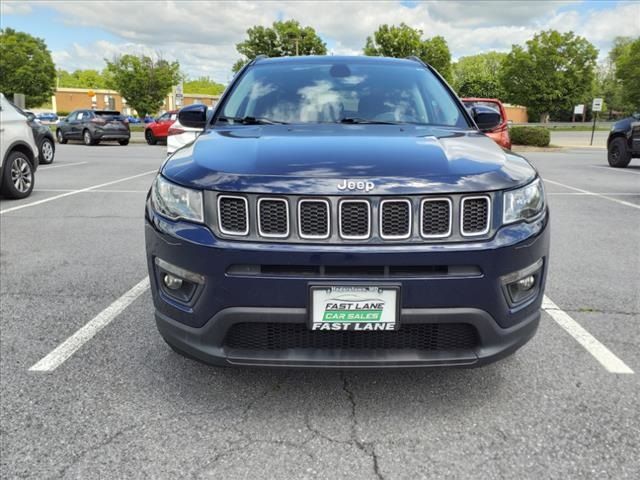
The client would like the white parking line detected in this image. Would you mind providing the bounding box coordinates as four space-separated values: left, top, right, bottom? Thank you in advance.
29 277 150 372
543 178 640 210
35 189 147 193
547 192 639 196
39 162 88 170
590 165 640 176
0 170 156 215
543 296 634 374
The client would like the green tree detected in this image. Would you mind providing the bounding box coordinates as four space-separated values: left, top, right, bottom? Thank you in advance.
452 52 507 98
500 30 598 122
0 28 56 108
364 24 452 81
104 54 180 117
183 76 225 95
57 69 109 89
420 36 452 82
364 23 423 58
615 37 640 110
233 20 327 73
593 38 636 118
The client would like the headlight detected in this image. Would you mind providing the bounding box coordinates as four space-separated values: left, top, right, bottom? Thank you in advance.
503 178 545 224
150 175 203 223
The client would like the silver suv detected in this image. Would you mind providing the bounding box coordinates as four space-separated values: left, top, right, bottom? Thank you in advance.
0 93 39 199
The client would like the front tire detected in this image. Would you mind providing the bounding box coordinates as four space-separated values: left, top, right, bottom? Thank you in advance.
119 139 130 146
39 138 55 164
1 151 34 199
608 137 631 168
145 129 157 145
56 129 68 144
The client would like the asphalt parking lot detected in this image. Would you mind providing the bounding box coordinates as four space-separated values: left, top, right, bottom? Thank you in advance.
1 143 639 479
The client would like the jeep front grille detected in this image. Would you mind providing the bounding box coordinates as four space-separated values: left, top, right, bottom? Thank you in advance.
206 192 493 243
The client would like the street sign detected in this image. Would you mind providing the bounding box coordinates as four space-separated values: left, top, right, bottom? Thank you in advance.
592 98 603 112
574 104 585 115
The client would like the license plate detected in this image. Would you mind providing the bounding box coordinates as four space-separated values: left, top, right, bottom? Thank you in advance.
310 285 399 331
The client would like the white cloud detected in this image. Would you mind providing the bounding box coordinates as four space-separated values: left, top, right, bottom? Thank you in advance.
35 1 640 81
1 1 32 15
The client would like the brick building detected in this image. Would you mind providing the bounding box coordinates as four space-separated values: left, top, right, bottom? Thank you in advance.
52 88 219 116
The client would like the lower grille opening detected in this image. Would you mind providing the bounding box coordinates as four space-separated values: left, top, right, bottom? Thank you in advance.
224 323 479 351
227 264 482 278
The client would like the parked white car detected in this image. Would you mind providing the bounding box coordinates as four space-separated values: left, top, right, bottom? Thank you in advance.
0 93 39 199
166 107 211 156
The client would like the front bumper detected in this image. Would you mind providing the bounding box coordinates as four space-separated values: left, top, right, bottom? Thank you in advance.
145 207 549 368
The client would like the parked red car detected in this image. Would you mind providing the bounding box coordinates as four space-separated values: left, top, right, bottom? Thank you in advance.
462 98 511 149
144 110 178 145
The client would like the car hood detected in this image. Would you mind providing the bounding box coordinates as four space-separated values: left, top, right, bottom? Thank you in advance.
163 124 536 195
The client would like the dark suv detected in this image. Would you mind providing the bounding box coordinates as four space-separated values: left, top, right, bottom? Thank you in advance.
607 113 640 168
145 56 550 368
56 109 130 146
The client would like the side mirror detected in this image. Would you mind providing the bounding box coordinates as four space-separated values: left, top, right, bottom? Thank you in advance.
473 106 502 132
179 104 208 129
26 112 36 121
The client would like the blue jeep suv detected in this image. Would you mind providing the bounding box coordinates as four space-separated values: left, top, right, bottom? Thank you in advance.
145 56 549 368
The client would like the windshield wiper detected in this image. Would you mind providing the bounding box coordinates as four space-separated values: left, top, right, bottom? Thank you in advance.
217 116 288 125
339 117 403 125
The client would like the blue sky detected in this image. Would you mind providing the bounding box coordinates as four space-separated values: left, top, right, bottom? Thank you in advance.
1 1 637 82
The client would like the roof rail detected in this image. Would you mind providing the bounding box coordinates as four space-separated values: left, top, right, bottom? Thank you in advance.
406 55 427 66
251 54 269 65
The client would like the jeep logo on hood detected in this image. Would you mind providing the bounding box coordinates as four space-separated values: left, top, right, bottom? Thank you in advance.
337 180 375 192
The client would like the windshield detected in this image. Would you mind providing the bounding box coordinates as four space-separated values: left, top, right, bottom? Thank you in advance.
220 61 469 127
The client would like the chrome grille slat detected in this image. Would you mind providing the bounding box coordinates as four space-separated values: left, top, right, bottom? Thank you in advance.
421 198 452 238
339 200 371 240
218 195 249 235
460 196 490 236
258 198 289 238
298 199 330 239
380 199 411 239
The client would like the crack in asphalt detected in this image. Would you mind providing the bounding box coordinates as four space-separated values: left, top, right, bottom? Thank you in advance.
55 422 143 479
543 306 639 316
341 373 385 480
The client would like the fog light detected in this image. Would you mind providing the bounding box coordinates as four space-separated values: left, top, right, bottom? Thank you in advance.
163 274 183 290
501 259 544 307
516 275 535 291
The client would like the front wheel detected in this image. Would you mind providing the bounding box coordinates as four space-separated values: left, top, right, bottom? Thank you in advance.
56 129 67 144
39 138 55 164
119 139 130 146
145 129 157 145
1 151 34 199
608 137 631 168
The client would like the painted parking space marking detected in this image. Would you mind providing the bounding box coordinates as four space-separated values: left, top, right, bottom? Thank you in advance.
0 170 156 215
39 161 88 170
29 277 150 372
547 192 639 196
34 189 148 194
590 165 640 176
543 296 634 374
543 178 640 210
